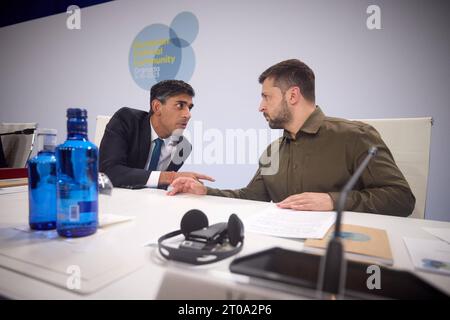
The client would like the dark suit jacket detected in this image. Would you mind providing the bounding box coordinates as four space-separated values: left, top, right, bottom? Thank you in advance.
99 107 192 188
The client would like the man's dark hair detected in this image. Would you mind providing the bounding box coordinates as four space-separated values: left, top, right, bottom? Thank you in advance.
150 80 195 116
258 59 315 103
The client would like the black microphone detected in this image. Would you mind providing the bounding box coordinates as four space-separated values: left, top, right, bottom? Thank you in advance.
317 146 378 298
0 128 36 136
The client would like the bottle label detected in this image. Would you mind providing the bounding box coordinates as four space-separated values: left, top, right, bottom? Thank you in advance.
62 201 98 222
78 200 98 214
69 205 80 222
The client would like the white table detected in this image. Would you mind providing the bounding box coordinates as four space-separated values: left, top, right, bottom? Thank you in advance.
0 187 449 299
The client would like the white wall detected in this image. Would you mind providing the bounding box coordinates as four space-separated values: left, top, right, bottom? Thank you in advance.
0 0 448 221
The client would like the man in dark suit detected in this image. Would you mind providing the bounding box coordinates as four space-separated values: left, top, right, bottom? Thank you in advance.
99 80 213 188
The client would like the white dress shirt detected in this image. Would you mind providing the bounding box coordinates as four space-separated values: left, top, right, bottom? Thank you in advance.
145 123 181 188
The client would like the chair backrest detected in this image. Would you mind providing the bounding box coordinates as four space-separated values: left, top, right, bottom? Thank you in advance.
0 122 37 168
354 117 433 219
94 115 112 146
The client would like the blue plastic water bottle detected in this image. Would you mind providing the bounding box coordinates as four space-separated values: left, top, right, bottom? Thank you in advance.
56 108 98 237
28 129 57 230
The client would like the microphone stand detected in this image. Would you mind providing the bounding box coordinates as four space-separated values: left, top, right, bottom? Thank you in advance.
317 146 378 299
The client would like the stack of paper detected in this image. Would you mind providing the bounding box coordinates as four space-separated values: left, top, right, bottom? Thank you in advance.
14 214 134 234
404 236 450 276
0 214 142 294
244 205 335 239
422 227 450 244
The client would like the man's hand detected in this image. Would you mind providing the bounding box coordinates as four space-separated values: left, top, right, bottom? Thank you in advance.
277 192 334 211
159 171 215 186
166 177 207 196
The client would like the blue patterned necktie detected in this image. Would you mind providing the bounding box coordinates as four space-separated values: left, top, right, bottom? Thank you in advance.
148 138 163 171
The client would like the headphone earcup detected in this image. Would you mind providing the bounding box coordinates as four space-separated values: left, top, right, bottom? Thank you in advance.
227 214 244 246
180 209 209 237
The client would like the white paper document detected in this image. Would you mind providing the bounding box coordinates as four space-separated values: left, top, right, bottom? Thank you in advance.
423 227 450 244
14 214 134 233
404 237 450 276
244 205 335 239
0 227 145 294
99 213 135 227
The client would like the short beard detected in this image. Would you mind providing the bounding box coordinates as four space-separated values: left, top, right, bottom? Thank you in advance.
268 98 292 129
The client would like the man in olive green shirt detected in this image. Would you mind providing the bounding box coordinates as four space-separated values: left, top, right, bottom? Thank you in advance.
167 59 415 217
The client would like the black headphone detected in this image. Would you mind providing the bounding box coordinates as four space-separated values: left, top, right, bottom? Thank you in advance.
158 209 244 265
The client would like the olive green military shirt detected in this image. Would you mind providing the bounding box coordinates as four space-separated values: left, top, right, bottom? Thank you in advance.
207 106 415 217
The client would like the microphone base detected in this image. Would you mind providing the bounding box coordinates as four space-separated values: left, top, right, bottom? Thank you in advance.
317 238 346 298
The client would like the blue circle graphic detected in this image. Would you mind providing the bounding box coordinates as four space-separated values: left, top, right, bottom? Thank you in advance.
170 11 199 48
176 45 196 83
331 232 371 242
129 12 198 91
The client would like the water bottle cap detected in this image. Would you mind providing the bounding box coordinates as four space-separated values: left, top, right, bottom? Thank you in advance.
37 128 57 136
67 108 87 118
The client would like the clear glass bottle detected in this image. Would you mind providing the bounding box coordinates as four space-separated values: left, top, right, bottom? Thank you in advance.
56 108 98 237
28 129 57 230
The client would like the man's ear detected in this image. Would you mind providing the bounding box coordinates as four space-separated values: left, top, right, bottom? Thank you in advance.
151 99 162 115
286 86 301 105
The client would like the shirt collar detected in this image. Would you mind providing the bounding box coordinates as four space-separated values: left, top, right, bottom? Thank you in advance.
283 105 325 140
150 121 180 146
